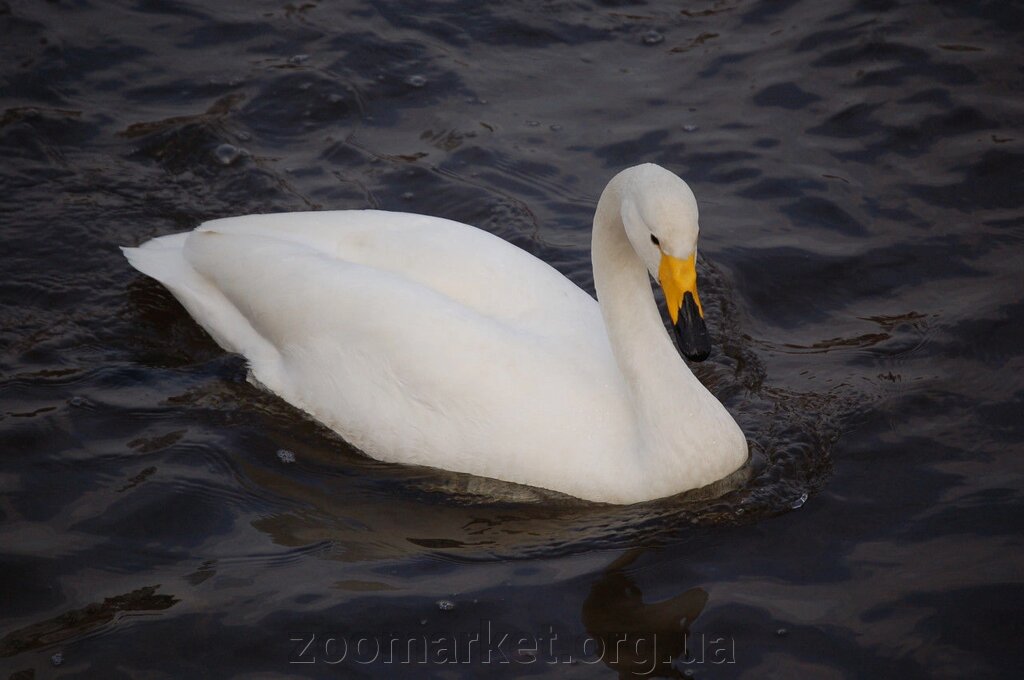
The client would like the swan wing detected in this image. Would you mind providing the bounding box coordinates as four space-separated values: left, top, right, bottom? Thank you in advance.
194 210 601 343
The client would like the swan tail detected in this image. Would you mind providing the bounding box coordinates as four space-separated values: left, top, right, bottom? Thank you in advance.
122 233 279 367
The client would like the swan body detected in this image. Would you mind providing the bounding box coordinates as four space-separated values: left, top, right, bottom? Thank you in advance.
123 164 747 504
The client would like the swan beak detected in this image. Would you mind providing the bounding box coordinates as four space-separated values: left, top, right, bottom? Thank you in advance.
658 252 711 362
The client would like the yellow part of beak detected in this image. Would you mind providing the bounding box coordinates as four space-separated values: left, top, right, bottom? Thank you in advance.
658 252 703 324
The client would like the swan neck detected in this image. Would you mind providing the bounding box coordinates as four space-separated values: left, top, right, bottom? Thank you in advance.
591 177 702 409
589 172 748 495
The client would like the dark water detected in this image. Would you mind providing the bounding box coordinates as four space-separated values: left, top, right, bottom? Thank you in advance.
2 0 1023 677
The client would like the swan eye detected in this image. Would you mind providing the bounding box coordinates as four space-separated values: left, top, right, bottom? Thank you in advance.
650 234 660 247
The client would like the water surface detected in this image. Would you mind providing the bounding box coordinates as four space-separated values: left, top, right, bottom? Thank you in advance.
2 0 1023 677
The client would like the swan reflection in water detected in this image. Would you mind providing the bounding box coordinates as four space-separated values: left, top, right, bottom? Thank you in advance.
583 549 731 678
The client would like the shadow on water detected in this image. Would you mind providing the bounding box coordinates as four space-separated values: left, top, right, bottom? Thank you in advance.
582 549 712 678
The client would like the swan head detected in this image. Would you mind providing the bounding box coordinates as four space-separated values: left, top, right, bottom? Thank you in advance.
619 164 711 362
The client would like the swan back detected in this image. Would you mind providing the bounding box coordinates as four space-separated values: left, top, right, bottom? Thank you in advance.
194 210 599 343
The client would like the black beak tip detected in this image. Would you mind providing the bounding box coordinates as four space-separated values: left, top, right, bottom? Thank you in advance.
674 324 711 362
674 292 712 363
685 346 711 363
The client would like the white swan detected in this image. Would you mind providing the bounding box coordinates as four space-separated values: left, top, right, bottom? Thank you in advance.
122 163 747 504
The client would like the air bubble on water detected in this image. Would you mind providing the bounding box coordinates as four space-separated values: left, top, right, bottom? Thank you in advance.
776 627 789 637
683 124 699 132
299 82 311 91
51 652 63 667
236 131 252 141
405 74 427 88
436 599 455 611
643 30 664 45
401 192 414 200
790 492 808 509
69 396 85 407
289 53 310 65
526 120 540 127
276 449 296 464
214 143 243 166
327 93 344 103
549 124 562 131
